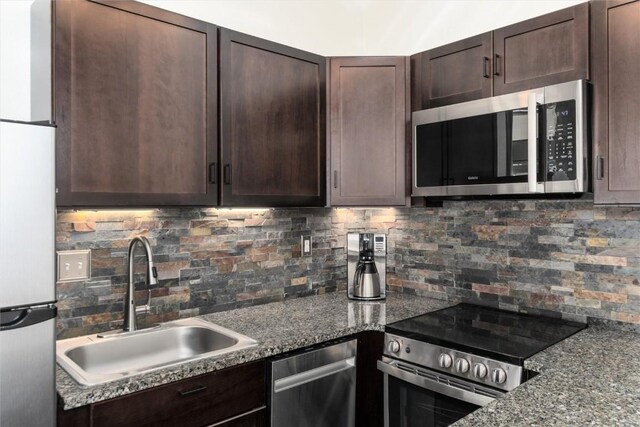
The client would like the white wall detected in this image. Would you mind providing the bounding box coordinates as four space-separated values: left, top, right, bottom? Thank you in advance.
0 0 33 120
0 0 50 122
139 0 586 56
30 0 51 122
0 0 587 120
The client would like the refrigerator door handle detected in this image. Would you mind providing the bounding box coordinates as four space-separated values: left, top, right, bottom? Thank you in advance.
0 305 57 331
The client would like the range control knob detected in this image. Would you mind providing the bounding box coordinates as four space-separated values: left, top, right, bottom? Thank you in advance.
438 353 453 369
455 358 470 373
387 340 401 354
491 368 507 384
473 363 488 379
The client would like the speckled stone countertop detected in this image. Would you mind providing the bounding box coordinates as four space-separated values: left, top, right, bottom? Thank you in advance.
57 291 451 410
454 325 640 426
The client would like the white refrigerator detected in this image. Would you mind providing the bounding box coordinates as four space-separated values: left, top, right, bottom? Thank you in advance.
0 120 56 427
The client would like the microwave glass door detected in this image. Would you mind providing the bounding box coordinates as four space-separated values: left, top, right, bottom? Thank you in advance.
415 108 543 188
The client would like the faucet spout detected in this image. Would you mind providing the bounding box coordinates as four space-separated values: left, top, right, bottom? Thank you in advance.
124 236 157 332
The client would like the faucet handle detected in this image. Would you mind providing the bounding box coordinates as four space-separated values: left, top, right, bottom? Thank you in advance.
148 264 159 286
135 289 152 314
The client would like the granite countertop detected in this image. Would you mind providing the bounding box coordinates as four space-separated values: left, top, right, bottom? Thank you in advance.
57 291 451 410
454 325 640 426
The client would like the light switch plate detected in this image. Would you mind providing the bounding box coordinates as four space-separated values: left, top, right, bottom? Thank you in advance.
57 250 91 282
301 235 312 256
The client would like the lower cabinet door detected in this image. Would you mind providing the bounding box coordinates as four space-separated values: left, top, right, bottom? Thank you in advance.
91 361 265 427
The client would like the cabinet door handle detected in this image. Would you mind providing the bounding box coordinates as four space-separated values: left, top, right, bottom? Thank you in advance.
178 384 207 397
493 54 501 76
208 163 216 184
333 170 339 189
482 57 490 78
223 164 232 185
596 155 605 180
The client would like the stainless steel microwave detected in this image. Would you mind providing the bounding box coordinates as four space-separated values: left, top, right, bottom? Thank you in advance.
412 80 588 198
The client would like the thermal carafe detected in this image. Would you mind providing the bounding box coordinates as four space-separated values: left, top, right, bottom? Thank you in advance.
347 233 386 300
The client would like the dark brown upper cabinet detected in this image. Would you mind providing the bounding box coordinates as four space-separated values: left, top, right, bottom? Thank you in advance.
412 3 589 110
419 33 493 109
329 57 408 206
219 29 326 207
54 0 218 207
493 2 589 95
592 0 640 204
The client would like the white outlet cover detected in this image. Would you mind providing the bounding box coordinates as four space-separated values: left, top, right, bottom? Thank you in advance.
301 236 312 256
57 250 91 282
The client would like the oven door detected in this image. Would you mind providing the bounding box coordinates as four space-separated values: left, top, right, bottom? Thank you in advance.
378 357 504 427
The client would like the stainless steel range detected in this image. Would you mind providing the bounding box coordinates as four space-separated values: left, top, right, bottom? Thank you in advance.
377 304 585 427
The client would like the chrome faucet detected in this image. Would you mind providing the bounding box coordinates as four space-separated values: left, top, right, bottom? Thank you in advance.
123 236 158 332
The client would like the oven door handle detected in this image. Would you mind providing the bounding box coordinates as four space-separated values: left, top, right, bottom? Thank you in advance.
377 360 499 407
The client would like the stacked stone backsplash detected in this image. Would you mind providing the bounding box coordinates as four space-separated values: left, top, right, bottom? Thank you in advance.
56 199 640 339
56 208 366 338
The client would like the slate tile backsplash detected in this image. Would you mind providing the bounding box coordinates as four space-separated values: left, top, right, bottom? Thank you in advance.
56 200 640 338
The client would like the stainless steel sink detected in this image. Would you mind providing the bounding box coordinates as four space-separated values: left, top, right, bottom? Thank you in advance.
56 318 257 385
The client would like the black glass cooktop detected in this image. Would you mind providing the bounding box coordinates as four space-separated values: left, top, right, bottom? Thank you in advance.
386 304 586 365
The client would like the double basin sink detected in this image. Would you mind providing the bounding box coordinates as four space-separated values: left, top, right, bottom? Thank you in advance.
56 317 258 385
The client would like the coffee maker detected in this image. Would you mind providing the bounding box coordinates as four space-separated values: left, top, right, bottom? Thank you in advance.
347 233 386 300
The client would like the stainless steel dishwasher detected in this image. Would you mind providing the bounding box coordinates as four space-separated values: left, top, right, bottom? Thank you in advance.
270 339 357 427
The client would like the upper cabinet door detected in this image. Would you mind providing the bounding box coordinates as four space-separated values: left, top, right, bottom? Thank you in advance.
493 3 589 96
329 57 408 206
219 29 326 207
420 33 493 109
55 0 217 207
593 0 640 204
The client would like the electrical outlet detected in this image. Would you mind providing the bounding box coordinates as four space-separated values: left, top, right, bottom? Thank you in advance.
301 236 312 256
57 250 91 282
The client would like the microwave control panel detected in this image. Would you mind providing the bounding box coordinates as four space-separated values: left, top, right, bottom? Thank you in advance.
545 100 576 181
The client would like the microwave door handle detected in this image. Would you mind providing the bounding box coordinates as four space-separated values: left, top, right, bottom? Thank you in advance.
527 93 540 193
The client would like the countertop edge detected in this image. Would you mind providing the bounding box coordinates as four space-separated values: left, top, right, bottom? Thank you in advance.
453 325 640 426
57 292 452 410
58 323 385 410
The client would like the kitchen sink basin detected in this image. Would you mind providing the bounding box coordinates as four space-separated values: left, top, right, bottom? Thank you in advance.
56 317 258 385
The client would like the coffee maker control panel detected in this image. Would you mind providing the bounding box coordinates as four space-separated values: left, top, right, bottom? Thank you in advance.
373 235 386 253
